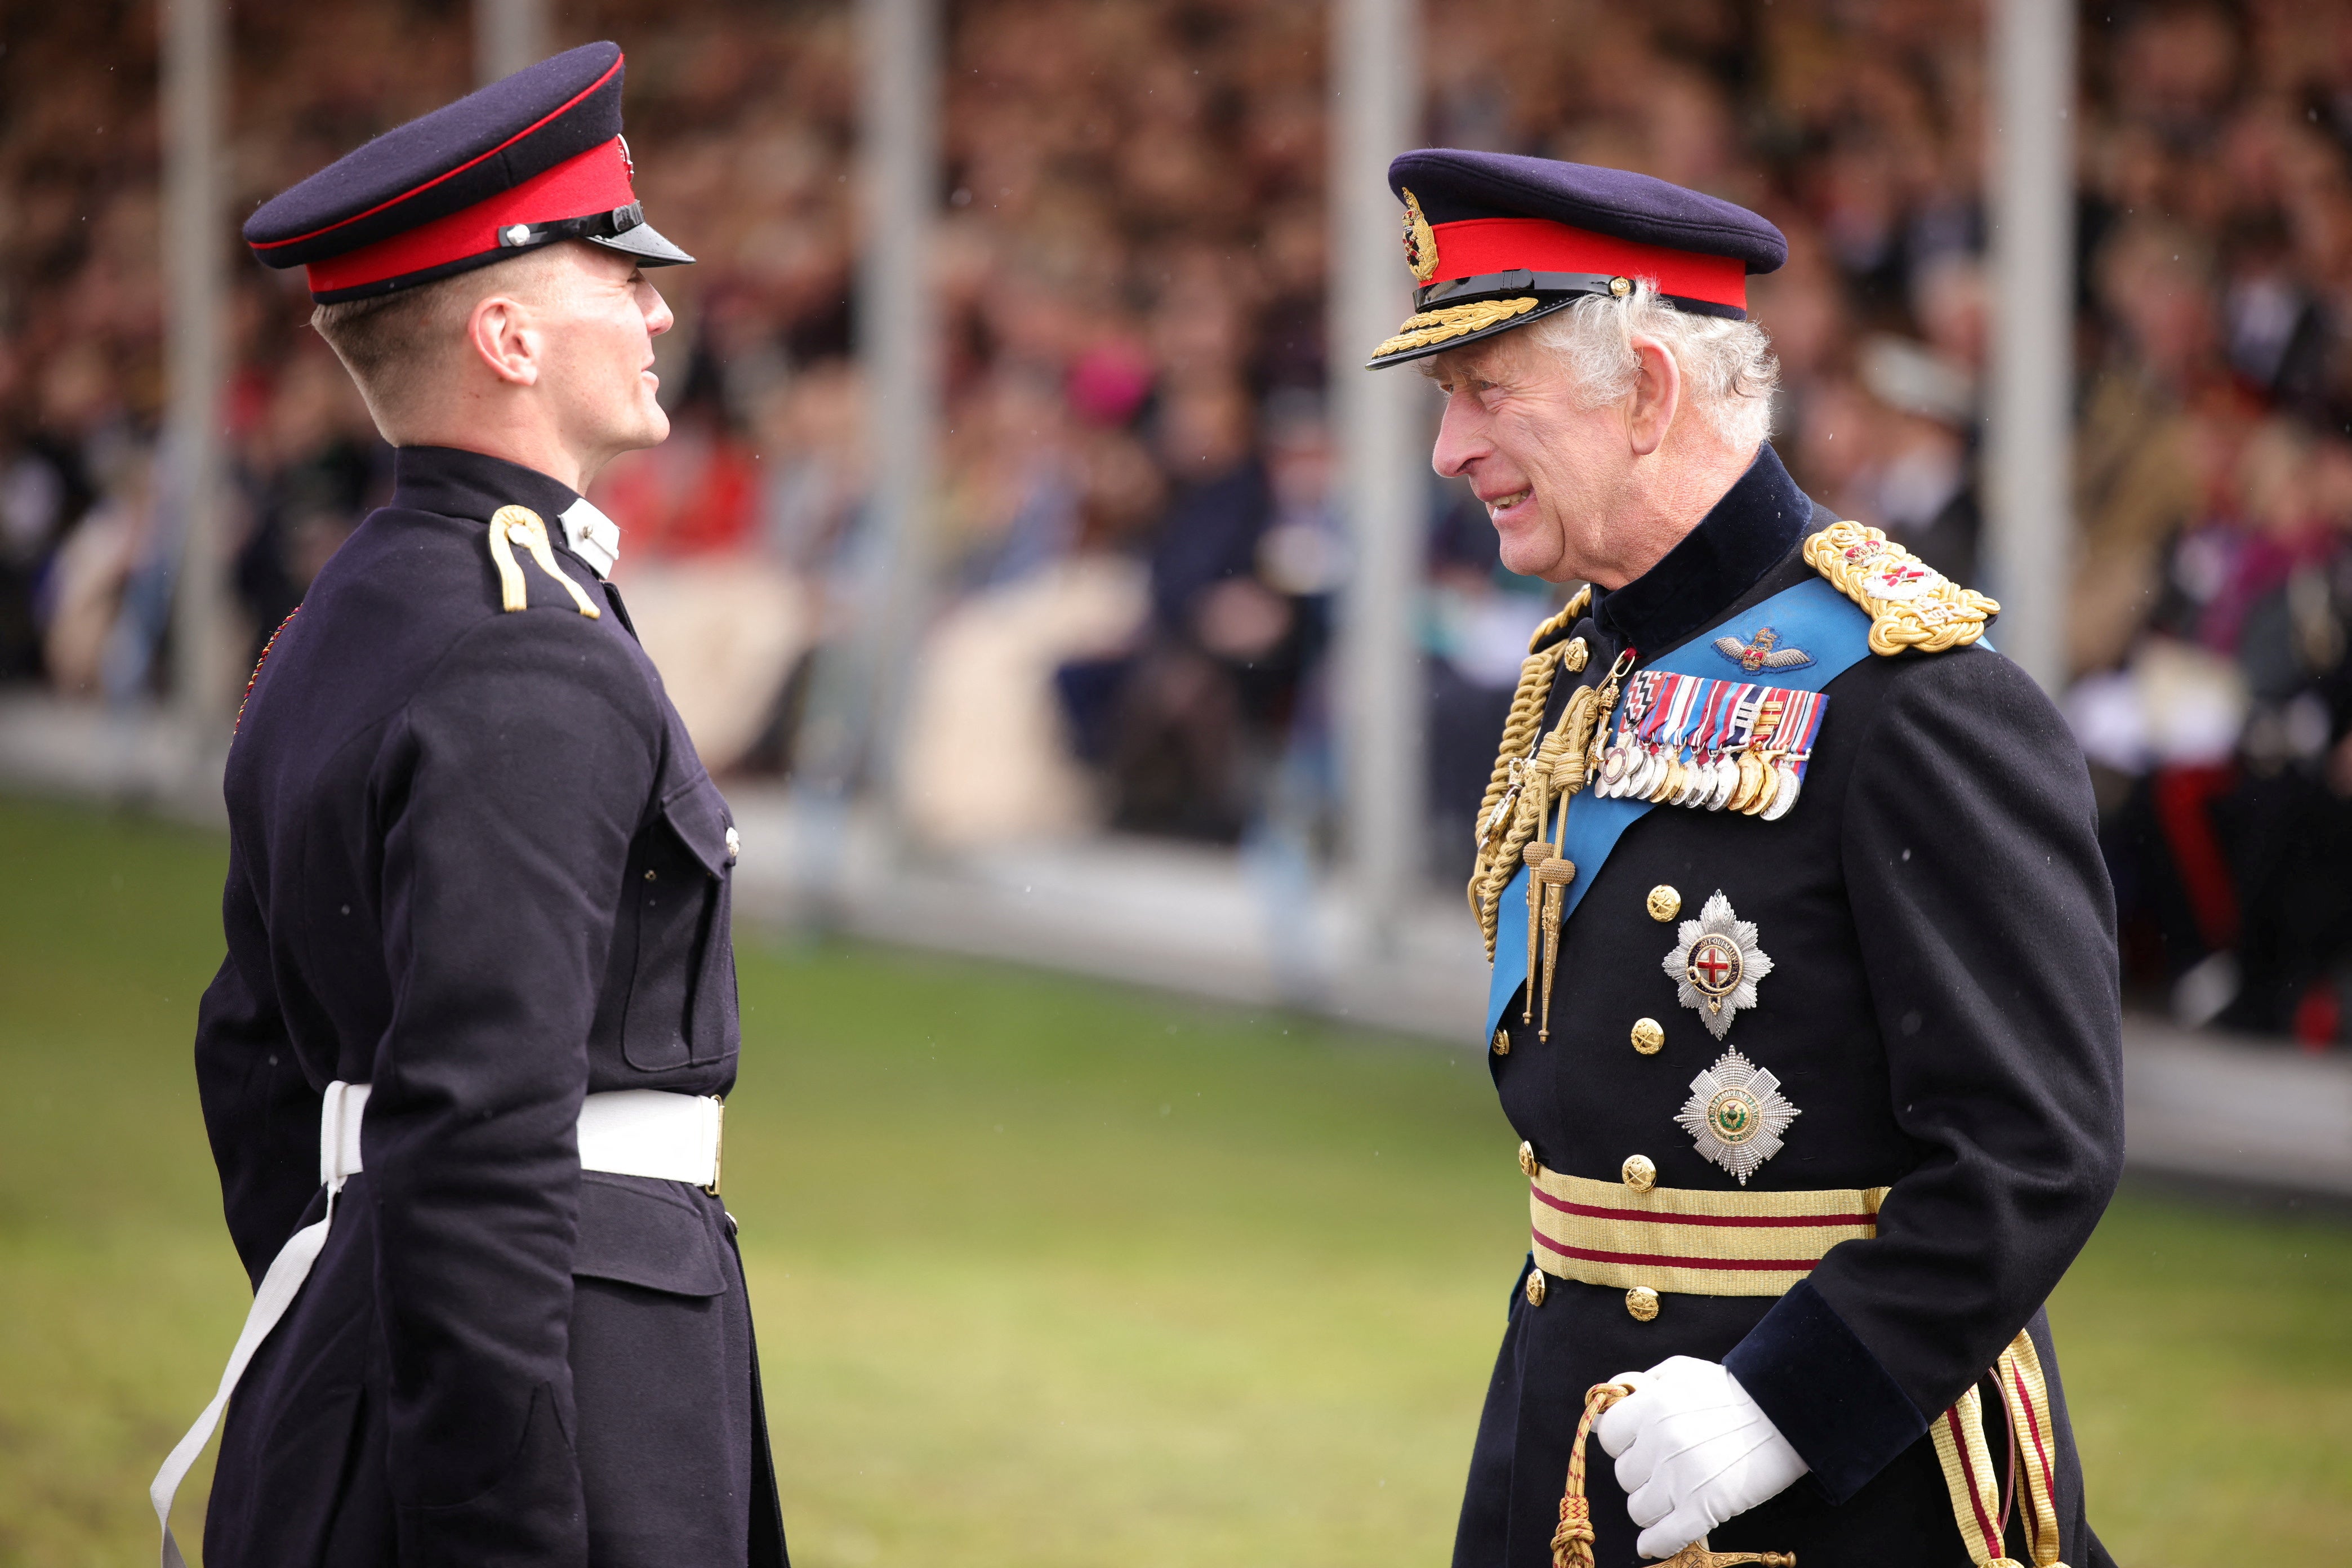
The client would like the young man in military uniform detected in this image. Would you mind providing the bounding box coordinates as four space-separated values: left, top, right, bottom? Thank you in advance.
152 44 789 1568
1369 151 2124 1567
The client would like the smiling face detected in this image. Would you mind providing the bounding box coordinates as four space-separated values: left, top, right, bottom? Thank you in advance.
1425 327 1648 585
535 242 675 470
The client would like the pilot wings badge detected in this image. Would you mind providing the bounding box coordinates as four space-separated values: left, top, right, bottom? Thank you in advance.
1712 626 1815 674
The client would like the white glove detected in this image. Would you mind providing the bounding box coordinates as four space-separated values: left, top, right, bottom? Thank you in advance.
1594 1356 1808 1560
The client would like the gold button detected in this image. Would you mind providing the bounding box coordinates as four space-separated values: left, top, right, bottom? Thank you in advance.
644 868 658 881
1625 1285 1661 1321
1518 1141 1539 1178
1646 885 1681 922
1525 1269 1548 1307
1631 1017 1665 1055
1621 1154 1657 1193
1492 1026 1511 1057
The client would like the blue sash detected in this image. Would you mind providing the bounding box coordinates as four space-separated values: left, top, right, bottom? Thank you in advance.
1483 576 1877 1043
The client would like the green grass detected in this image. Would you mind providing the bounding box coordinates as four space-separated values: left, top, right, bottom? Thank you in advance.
0 792 2346 1565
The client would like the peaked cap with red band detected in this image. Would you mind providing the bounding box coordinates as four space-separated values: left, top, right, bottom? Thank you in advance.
244 41 692 302
1366 149 1787 368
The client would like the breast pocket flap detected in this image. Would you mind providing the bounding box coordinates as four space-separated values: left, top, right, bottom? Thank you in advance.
572 1172 727 1298
660 781 734 880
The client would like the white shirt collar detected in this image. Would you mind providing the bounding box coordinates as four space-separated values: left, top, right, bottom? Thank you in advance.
557 497 621 578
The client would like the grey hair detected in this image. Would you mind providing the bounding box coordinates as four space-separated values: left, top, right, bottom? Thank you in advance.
1522 280 1779 452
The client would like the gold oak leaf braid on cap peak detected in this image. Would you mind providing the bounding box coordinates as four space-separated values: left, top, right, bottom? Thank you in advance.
1469 586 1593 959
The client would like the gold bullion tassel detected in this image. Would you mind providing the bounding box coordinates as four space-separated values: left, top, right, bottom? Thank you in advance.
1524 841 1561 1024
1536 857 1573 1041
1529 678 1603 1037
1552 1382 1793 1568
487 505 602 618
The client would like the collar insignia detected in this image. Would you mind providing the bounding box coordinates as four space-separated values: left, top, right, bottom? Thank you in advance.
1711 626 1815 674
1401 188 1438 284
1676 1047 1801 1184
1662 890 1772 1039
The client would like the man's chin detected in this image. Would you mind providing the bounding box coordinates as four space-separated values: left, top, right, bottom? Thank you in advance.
626 408 671 450
1495 526 1568 583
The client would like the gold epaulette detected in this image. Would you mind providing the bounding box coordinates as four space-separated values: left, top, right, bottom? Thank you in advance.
486 505 600 618
1804 521 1993 657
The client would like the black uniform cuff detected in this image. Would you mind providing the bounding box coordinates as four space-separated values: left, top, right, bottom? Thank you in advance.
1722 1278 1927 1504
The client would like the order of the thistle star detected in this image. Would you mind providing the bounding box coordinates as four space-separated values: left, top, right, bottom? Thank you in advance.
1676 1046 1801 1184
1661 890 1772 1040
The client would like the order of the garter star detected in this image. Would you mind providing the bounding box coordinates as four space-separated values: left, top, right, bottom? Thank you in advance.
1662 890 1773 1039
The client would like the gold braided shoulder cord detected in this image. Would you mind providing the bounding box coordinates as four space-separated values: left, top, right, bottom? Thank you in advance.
487 505 602 619
1468 588 1592 959
1804 520 1996 657
1373 296 1539 360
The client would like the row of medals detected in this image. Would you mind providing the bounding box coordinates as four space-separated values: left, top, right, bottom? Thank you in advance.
1591 720 1805 820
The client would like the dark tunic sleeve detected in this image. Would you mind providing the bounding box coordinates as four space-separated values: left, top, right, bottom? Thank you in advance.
1724 646 2127 1502
368 609 661 1558
194 846 321 1286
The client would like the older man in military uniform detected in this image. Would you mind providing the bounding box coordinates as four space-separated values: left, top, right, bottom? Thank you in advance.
1369 152 2124 1567
150 44 788 1568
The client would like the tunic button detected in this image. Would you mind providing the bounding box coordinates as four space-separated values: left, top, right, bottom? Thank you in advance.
1631 1017 1665 1055
1492 1026 1511 1057
1621 1154 1657 1193
1525 1269 1548 1307
1518 1141 1540 1178
1646 885 1682 922
644 868 658 881
724 826 741 864
1625 1286 1661 1321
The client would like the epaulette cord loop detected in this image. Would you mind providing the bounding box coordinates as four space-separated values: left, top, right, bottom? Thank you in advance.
488 505 602 618
1467 585 1596 960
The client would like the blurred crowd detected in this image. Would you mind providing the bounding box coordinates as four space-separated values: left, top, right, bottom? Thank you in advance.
12 0 2352 1039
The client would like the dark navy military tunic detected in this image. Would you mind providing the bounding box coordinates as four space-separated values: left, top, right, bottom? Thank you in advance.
1455 448 2124 1568
193 446 787 1567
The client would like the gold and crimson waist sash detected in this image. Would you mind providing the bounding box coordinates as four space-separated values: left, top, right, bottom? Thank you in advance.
1522 1160 2070 1568
1527 1166 1887 1297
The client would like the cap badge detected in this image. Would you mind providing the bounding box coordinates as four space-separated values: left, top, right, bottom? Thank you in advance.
1676 1047 1800 1184
1661 890 1772 1039
1711 626 1815 674
617 133 635 184
1400 188 1438 284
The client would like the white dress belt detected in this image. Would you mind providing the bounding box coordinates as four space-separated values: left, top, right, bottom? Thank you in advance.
152 1082 725 1568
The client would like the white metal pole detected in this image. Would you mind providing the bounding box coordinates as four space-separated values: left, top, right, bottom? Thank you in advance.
474 0 551 85
795 0 937 831
1330 0 1426 938
163 0 229 730
1985 0 2075 691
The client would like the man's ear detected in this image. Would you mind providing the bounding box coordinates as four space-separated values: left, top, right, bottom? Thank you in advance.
1623 335 1682 457
467 292 540 387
